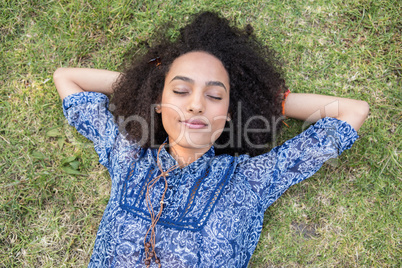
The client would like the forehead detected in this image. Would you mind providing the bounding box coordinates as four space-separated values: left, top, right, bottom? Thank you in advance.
166 51 230 85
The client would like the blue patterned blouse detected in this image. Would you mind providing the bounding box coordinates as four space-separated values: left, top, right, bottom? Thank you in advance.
63 92 358 268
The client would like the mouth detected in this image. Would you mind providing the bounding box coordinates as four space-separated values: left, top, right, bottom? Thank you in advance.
180 119 208 129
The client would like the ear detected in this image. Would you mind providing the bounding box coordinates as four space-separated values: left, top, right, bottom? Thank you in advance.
226 113 231 121
155 104 161 113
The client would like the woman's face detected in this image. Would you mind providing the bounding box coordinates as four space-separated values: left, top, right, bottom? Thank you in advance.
158 51 230 156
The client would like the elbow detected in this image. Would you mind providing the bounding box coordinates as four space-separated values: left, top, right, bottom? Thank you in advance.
357 100 370 120
53 68 73 100
349 100 370 131
53 67 66 83
337 100 370 131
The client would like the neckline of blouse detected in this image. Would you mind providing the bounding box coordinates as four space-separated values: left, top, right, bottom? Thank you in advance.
153 140 216 175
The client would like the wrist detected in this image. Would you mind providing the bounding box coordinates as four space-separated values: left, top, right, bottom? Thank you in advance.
282 89 291 116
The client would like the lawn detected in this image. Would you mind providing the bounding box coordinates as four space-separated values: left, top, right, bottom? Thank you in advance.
0 0 400 267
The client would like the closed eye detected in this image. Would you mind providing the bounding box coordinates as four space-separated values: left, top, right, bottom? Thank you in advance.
173 90 188 95
208 95 222 100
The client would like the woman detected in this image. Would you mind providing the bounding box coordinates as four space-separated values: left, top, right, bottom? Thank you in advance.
54 11 368 268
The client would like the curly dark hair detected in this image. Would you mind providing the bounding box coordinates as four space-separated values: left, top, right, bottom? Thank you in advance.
111 11 287 157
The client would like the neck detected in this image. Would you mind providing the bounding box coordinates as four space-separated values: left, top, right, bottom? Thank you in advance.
168 144 211 167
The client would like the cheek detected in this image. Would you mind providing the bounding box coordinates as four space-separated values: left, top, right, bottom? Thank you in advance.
161 104 186 122
160 93 186 117
161 108 176 127
211 105 230 128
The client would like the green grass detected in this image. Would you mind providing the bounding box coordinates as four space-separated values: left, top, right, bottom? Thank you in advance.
0 0 400 267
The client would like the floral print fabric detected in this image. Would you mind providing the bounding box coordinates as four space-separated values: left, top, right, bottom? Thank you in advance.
63 92 358 267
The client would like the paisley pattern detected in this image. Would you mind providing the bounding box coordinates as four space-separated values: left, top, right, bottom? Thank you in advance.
63 92 358 267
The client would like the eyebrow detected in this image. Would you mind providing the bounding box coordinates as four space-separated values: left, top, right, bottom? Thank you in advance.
170 75 227 91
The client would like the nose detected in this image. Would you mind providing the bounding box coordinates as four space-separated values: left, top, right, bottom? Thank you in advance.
187 93 205 114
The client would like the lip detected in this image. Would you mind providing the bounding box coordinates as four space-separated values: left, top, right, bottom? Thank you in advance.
181 119 208 129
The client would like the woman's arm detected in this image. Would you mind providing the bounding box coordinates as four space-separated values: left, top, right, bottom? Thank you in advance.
284 93 369 131
53 68 121 100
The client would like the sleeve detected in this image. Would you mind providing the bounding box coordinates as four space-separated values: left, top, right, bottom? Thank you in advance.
62 92 119 168
236 117 358 210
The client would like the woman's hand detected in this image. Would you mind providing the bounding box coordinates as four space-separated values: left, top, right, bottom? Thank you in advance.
284 93 369 131
53 68 121 100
